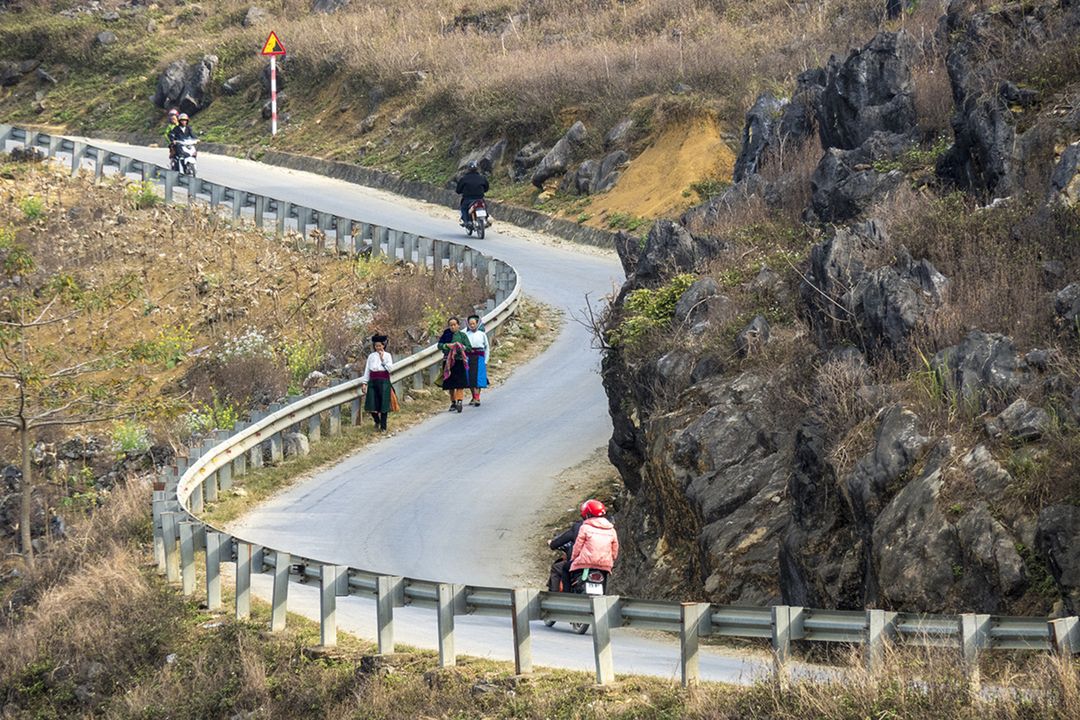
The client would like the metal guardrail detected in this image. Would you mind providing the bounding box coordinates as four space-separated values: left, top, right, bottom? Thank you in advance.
5 124 1077 687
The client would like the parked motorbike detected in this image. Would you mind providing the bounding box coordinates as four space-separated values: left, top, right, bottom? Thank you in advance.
176 138 199 177
464 198 490 239
544 550 609 635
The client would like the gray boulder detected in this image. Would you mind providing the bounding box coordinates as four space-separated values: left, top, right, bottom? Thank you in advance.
531 121 587 188
568 150 628 194
870 441 961 611
810 131 911 221
960 444 1012 503
932 331 1027 409
511 141 546 183
984 398 1050 442
95 31 117 46
733 93 788 183
820 31 917 151
1054 282 1080 324
781 67 826 146
0 61 23 87
151 59 188 109
1036 504 1080 613
243 6 269 27
604 118 634 148
312 0 351 11
656 350 694 393
734 315 770 357
847 404 929 526
283 432 310 458
1048 143 1080 207
674 277 720 324
846 248 948 353
456 140 507 175
631 220 725 287
222 75 244 96
178 55 217 115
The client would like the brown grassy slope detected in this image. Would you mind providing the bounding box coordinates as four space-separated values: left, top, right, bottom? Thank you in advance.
0 0 940 223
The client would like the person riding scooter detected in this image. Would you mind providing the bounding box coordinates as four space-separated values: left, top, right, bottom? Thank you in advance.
164 108 180 170
569 498 618 591
455 160 489 227
167 113 197 146
548 511 584 593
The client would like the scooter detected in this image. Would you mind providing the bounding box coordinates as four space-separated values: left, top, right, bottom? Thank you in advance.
176 138 199 177
464 198 490 239
544 550 609 635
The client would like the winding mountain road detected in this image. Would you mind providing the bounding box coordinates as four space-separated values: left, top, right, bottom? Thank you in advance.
57 138 782 683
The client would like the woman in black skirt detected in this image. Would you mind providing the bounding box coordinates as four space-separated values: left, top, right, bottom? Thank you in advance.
437 317 471 413
360 333 394 430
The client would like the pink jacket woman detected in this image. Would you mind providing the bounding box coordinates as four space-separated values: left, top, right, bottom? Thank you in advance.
570 516 619 572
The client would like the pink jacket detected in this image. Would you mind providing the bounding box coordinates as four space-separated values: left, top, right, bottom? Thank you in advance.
570 517 619 572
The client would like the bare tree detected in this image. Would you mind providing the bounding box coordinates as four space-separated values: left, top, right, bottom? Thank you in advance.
0 234 137 568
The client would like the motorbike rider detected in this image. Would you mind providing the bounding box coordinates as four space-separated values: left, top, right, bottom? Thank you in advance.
548 510 584 593
164 108 180 170
455 160 489 227
569 499 619 590
167 113 198 170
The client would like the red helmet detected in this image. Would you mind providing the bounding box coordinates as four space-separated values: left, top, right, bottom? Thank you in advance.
580 499 607 519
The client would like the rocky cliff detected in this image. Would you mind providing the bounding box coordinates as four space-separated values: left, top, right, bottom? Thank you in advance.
603 0 1080 616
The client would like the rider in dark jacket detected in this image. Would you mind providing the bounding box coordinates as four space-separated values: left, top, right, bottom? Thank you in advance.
167 113 198 144
455 160 489 225
548 519 582 593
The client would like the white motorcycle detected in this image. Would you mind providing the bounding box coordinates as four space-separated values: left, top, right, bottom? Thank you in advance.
175 138 199 177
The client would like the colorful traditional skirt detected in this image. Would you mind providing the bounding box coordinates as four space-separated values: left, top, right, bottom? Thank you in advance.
467 350 488 388
364 371 392 413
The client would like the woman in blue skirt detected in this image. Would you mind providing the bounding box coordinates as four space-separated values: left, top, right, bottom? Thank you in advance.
464 314 489 406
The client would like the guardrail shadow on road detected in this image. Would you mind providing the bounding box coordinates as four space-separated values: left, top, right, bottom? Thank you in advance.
4 124 1077 688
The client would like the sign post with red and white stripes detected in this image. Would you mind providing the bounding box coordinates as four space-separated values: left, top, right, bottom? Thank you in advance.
261 31 286 136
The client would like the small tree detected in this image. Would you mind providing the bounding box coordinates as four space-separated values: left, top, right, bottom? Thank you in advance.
0 228 143 568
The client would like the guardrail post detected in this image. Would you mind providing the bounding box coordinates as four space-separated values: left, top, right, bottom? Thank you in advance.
231 189 245 219
271 551 291 632
680 602 711 687
308 412 322 443
327 405 341 436
960 613 990 688
376 575 402 654
510 589 538 675
0 124 12 146
69 141 86 175
336 218 352 254
179 521 197 597
235 541 252 620
591 595 619 685
437 582 457 667
152 490 166 572
276 200 292 237
163 170 178 202
320 564 341 647
771 605 804 679
251 195 264 227
94 152 106 183
161 511 180 583
865 609 895 670
209 183 224 209
205 531 227 611
189 481 204 514
1050 616 1079 655
269 432 283 463
46 134 60 158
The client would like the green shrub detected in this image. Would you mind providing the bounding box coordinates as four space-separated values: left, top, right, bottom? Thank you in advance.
126 181 160 210
19 196 44 220
281 338 324 393
606 211 648 232
608 273 696 347
132 325 194 369
182 395 242 437
110 419 152 455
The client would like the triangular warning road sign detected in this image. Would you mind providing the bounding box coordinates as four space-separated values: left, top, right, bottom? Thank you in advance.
261 31 286 56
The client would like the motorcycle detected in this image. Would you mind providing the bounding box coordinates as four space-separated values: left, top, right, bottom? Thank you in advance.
544 550 609 635
175 138 199 177
464 198 490 239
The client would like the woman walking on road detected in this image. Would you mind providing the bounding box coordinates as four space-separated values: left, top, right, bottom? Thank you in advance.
437 317 471 413
464 314 489 406
360 333 394 431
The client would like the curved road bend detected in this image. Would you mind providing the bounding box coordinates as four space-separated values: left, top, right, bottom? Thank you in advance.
81 139 621 588
67 139 784 684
